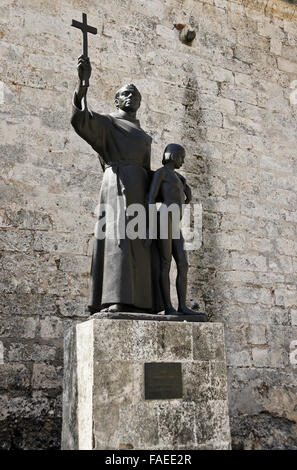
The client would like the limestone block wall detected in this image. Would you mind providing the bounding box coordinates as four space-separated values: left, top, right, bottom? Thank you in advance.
0 0 297 449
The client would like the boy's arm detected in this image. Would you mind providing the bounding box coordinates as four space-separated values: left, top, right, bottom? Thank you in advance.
144 169 164 247
184 183 192 204
177 173 192 204
147 169 164 205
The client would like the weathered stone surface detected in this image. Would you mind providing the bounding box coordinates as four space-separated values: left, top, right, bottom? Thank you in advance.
228 367 297 449
62 318 231 450
0 391 62 450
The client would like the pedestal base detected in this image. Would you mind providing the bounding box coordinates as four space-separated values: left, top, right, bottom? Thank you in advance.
61 317 231 450
92 311 208 322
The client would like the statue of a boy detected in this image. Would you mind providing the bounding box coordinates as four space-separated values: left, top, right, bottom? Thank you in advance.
147 143 207 319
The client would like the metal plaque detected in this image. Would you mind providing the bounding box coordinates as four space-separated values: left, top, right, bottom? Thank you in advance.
144 362 183 400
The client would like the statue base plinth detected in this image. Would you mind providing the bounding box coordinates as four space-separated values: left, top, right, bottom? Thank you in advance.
92 311 208 322
61 316 231 450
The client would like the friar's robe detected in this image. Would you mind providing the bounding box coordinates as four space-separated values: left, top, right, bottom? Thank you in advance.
71 95 162 312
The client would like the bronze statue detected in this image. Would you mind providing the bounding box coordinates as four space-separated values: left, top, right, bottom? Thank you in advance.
147 144 206 318
70 15 206 320
71 55 165 314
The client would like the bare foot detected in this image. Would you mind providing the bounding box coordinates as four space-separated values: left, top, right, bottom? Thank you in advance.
165 307 179 315
165 307 182 315
108 303 125 312
178 305 206 316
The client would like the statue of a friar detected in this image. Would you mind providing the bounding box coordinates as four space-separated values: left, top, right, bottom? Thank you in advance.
71 54 163 314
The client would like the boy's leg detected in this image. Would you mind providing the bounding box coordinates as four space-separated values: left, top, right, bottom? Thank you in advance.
157 214 178 314
172 234 206 317
172 235 188 312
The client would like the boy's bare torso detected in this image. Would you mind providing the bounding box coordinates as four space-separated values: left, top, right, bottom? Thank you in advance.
156 167 185 210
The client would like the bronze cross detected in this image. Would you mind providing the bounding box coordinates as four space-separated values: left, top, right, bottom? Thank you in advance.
71 13 97 86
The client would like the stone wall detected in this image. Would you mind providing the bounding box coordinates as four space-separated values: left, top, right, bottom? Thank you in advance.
0 0 297 449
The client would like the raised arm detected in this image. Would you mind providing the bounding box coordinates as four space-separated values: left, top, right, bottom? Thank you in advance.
73 55 91 109
71 55 111 155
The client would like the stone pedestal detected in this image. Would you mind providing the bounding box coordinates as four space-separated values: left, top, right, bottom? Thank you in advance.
61 315 231 450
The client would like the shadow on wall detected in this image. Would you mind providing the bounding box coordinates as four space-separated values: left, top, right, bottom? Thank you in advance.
0 417 62 450
181 71 226 323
